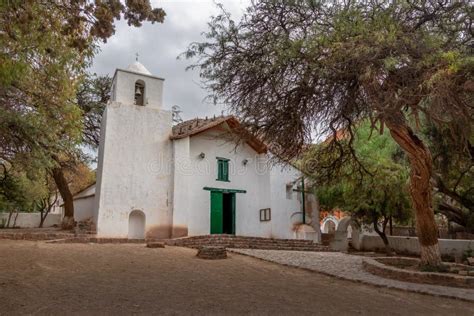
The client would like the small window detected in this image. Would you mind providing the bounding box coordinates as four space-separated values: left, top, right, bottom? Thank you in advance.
286 184 293 199
216 158 229 181
260 208 271 222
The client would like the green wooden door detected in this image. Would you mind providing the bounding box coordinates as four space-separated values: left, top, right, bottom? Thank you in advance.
210 191 223 234
231 193 236 235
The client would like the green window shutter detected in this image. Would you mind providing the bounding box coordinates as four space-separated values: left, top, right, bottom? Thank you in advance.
216 158 230 181
217 160 223 180
222 160 229 181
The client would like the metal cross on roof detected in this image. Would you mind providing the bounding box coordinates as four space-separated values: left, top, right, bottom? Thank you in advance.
135 52 139 61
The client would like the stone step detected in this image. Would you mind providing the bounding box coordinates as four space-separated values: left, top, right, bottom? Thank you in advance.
165 235 331 252
169 239 317 244
181 243 323 248
170 241 319 247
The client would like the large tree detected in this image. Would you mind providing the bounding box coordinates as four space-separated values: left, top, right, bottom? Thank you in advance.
311 123 412 254
186 1 473 265
1 1 164 228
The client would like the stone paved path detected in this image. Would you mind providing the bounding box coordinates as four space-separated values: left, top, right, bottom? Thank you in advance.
230 249 474 302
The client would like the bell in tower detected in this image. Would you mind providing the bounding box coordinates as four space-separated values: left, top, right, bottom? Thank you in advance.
134 80 145 106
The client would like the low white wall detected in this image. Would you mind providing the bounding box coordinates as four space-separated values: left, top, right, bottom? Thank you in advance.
74 196 95 222
0 213 61 228
360 235 474 257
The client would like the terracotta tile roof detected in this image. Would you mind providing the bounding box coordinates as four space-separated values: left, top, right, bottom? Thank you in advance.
171 115 233 139
171 115 267 154
323 129 348 144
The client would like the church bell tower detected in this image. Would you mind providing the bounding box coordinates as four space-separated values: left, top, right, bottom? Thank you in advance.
93 61 173 239
110 61 164 109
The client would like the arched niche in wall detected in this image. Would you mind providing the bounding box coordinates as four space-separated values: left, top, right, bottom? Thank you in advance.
321 216 339 234
128 210 146 239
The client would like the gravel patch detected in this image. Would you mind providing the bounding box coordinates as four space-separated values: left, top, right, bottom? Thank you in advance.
230 249 474 302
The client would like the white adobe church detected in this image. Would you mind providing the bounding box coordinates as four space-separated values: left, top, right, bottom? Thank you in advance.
74 61 320 242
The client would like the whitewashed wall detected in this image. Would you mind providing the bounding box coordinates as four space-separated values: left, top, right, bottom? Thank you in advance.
269 164 305 240
181 128 269 237
112 69 164 109
74 197 95 222
172 127 305 240
93 106 108 227
73 185 95 222
171 137 191 237
94 102 173 238
92 121 317 240
0 213 61 228
359 235 474 257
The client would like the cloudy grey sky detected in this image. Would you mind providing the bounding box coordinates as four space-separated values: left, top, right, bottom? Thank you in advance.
90 0 250 121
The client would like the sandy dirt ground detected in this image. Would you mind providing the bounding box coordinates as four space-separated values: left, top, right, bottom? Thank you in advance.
0 240 473 315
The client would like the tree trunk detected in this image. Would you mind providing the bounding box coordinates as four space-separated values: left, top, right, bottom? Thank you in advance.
51 166 74 230
39 210 48 228
6 210 13 228
385 115 442 266
39 211 45 228
12 211 19 228
39 201 54 228
389 216 393 236
373 214 393 255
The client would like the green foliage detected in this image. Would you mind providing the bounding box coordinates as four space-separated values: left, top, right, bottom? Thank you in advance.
419 264 449 273
0 1 164 218
0 164 48 213
1 1 92 170
310 122 412 227
463 248 473 261
1 1 164 165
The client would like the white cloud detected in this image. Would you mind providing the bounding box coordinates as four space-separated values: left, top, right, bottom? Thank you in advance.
91 0 250 120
